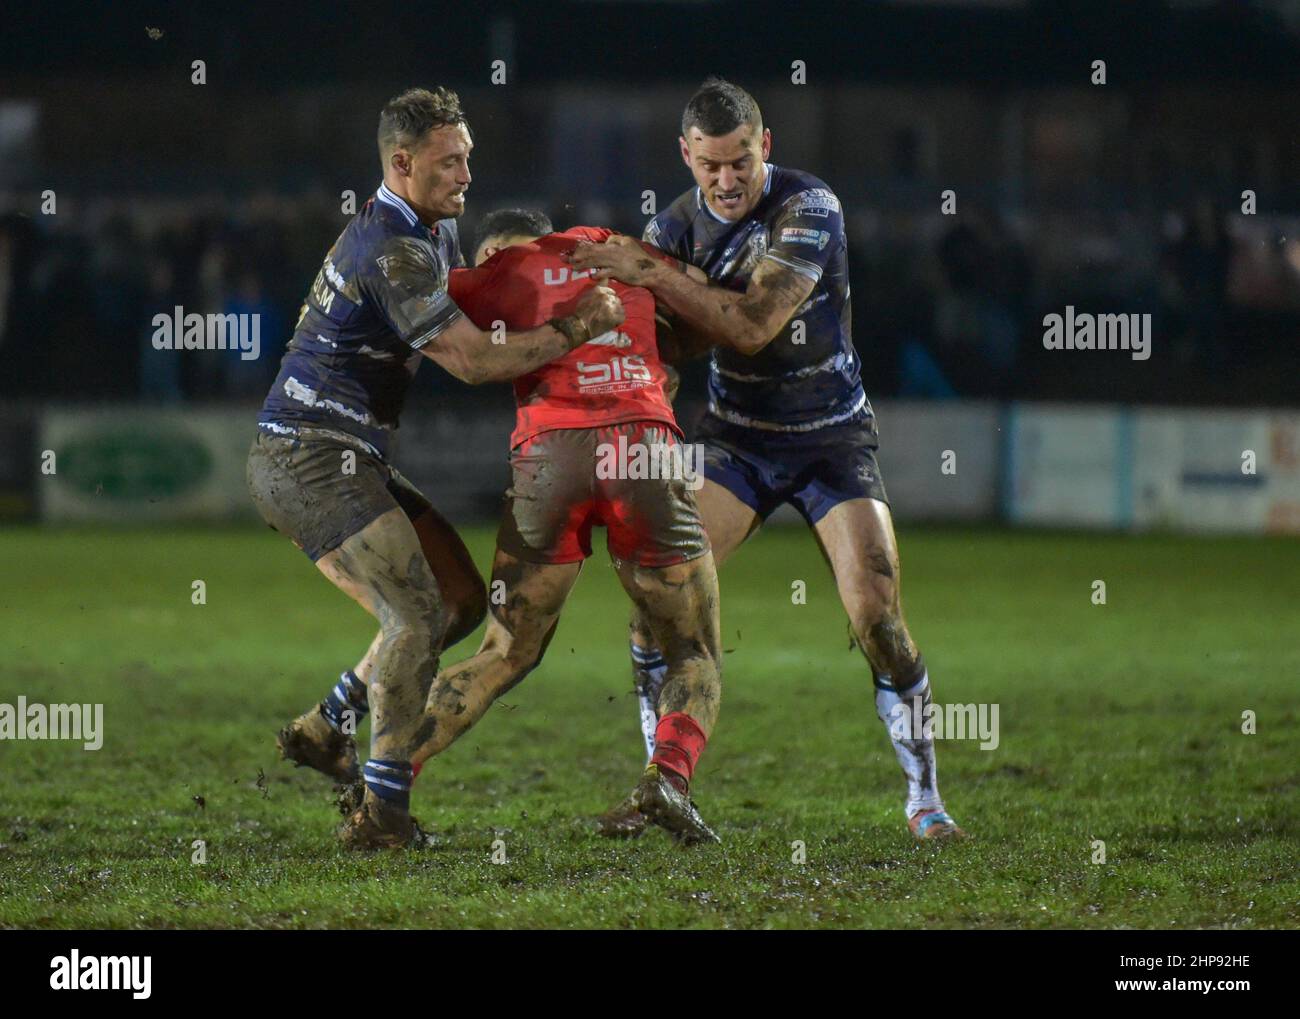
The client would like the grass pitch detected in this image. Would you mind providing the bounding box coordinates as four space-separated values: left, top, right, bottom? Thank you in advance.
0 523 1296 929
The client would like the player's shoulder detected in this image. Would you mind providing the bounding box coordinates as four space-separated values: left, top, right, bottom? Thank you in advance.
644 188 698 248
352 192 420 255
360 227 442 298
363 185 422 239
767 165 843 219
353 188 455 270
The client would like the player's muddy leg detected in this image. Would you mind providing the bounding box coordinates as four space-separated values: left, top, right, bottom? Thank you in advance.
410 507 489 648
275 505 451 786
409 548 580 769
628 479 757 757
620 553 722 738
610 552 722 844
355 507 488 680
813 498 965 840
314 508 448 847
318 507 489 743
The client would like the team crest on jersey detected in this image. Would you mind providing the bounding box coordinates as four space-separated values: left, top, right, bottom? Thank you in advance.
788 189 840 219
738 230 769 274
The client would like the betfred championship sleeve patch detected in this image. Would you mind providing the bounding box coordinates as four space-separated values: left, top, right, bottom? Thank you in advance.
779 227 832 250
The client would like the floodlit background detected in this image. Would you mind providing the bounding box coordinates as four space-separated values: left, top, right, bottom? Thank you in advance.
0 0 1297 932
1 0 1298 527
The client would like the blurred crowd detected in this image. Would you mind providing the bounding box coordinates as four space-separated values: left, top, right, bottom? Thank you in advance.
1 190 1297 407
0 190 342 402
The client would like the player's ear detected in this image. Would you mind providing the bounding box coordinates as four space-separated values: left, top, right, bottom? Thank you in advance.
390 148 412 178
760 128 772 161
678 136 692 169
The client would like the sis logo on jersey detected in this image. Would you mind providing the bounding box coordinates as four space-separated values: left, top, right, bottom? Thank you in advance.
576 354 652 392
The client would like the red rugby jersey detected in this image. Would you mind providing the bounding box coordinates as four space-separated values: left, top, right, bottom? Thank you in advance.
448 226 678 447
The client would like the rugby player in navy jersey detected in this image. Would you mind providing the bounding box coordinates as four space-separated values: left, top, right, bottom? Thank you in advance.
248 88 623 848
570 78 966 841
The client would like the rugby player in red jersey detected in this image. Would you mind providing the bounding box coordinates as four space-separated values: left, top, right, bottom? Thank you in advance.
388 209 723 845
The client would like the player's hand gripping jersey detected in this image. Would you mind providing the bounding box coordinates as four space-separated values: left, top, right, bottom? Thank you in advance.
449 226 707 568
448 226 678 447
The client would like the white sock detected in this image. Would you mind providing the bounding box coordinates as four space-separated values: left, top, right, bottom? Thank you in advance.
874 669 944 818
630 643 668 761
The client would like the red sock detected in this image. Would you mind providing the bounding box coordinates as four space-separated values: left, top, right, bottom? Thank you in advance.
650 712 708 793
411 761 424 781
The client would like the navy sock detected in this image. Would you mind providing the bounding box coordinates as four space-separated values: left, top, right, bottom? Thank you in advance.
363 759 412 811
322 670 369 732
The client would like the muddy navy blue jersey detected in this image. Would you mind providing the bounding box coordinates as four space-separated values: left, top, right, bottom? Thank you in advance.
644 164 865 432
258 183 464 457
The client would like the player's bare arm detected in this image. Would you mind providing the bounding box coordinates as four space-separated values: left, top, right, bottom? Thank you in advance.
422 283 624 383
569 239 813 357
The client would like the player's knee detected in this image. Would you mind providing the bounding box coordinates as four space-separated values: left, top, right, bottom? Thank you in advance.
378 584 446 648
857 608 919 677
502 637 548 685
476 625 547 692
864 544 899 581
445 574 488 646
850 593 889 638
661 634 721 680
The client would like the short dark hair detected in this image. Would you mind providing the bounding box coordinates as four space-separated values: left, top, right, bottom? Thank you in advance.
378 87 466 163
474 208 553 253
681 77 762 138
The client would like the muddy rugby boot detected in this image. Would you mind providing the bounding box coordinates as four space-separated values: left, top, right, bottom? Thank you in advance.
596 788 650 839
337 789 424 850
908 808 968 841
277 704 360 783
631 764 720 845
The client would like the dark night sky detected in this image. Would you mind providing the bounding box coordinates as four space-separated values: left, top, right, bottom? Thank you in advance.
4 0 1298 88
